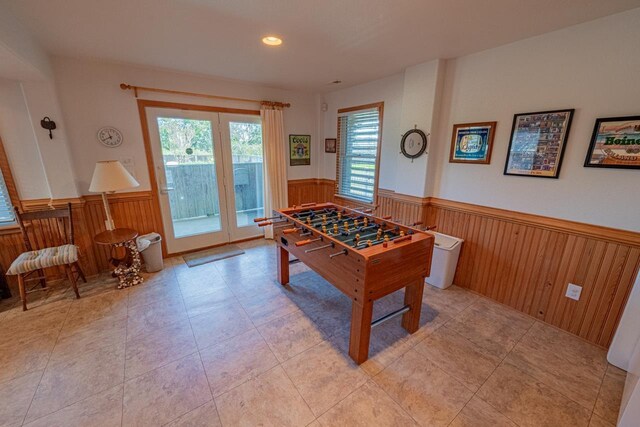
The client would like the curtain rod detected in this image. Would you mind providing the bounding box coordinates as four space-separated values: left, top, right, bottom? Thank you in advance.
119 83 290 108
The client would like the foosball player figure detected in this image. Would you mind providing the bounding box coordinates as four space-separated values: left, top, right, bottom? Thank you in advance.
337 212 342 220
400 230 405 237
322 225 327 234
353 219 359 228
364 217 368 227
354 233 360 247
383 235 390 248
333 223 339 234
343 221 349 232
306 216 312 225
367 239 373 247
376 229 382 240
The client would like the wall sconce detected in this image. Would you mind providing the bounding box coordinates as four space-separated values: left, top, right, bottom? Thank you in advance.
40 117 56 139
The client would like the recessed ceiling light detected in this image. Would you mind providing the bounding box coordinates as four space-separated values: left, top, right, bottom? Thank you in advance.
262 36 282 46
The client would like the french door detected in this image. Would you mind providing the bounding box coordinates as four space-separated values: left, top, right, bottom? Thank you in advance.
146 107 265 254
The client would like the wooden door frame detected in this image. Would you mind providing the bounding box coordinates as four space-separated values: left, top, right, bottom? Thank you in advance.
136 99 260 256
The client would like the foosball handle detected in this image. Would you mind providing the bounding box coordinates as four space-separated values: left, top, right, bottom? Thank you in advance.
253 217 267 223
393 235 413 244
283 228 299 234
412 221 424 226
257 221 272 227
382 215 392 220
425 225 437 231
300 202 316 207
295 239 314 247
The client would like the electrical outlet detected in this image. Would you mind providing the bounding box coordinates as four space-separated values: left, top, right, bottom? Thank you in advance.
566 283 582 301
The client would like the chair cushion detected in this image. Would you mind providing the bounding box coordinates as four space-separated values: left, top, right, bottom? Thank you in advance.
6 244 79 275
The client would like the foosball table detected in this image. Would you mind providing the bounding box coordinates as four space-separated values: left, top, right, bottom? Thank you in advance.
256 202 435 364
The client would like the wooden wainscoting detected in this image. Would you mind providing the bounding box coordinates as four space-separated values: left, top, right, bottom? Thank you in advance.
376 189 429 226
288 178 335 206
1 191 162 292
427 198 640 348
83 191 162 271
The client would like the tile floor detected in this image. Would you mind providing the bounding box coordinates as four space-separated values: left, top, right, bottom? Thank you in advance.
0 239 626 426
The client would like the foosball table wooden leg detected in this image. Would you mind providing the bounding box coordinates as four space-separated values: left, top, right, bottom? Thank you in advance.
349 300 373 364
277 246 289 285
401 278 424 333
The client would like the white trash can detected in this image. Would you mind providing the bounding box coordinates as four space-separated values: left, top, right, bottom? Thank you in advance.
138 233 164 273
425 232 463 289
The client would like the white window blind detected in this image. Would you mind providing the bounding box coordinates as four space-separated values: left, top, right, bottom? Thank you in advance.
337 107 381 203
0 168 15 226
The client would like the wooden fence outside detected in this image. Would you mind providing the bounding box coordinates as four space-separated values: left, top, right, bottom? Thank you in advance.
166 162 263 220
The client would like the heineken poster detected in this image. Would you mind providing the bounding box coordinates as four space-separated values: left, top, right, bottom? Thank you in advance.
504 109 574 179
289 134 311 166
584 116 640 169
449 121 496 164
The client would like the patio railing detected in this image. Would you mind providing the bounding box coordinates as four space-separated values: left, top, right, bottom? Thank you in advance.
165 162 263 220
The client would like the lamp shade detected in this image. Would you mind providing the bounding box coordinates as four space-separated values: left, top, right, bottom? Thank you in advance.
89 160 140 193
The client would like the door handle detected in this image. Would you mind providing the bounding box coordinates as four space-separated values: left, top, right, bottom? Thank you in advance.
160 186 174 194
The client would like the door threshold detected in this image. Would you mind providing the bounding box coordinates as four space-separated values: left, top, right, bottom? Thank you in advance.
166 235 264 257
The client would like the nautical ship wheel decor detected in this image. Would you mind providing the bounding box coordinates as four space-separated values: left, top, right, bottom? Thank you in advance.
400 127 428 162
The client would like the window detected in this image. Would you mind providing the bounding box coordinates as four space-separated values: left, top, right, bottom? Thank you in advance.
336 102 383 204
0 136 18 226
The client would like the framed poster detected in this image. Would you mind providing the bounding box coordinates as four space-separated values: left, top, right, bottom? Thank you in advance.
504 109 574 178
325 138 337 153
584 116 640 169
449 121 496 164
289 134 311 166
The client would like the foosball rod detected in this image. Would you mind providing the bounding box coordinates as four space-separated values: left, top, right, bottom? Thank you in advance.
305 243 334 253
329 249 348 258
292 208 335 219
354 232 412 248
371 305 410 328
253 215 283 223
303 212 363 227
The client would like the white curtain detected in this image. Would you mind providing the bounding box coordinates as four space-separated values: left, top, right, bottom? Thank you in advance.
261 105 288 239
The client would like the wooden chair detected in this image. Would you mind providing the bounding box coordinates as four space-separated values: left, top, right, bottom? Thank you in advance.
6 203 86 310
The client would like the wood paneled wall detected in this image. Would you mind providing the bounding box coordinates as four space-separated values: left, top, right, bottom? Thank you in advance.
288 179 335 206
287 179 640 348
0 191 162 292
426 198 640 348
83 192 161 272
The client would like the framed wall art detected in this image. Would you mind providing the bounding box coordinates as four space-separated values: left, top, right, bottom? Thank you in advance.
584 116 640 169
449 121 496 164
504 109 574 178
325 138 337 153
289 134 311 166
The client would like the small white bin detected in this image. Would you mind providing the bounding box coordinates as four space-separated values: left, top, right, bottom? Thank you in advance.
425 232 463 289
138 233 164 273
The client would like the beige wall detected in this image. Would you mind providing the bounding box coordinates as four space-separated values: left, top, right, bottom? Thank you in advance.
321 9 640 232
51 57 319 195
0 79 49 199
431 8 640 231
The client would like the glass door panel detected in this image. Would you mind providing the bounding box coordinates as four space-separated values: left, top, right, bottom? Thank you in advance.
221 114 265 240
158 117 222 237
147 108 229 254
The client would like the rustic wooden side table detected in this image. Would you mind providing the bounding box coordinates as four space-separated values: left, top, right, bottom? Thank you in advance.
94 228 144 289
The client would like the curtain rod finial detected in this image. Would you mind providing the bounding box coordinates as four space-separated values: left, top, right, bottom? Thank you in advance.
120 83 131 90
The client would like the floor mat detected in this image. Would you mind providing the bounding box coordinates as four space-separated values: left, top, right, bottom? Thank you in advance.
183 244 245 267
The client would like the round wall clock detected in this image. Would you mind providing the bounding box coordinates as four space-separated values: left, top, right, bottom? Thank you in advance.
97 126 123 148
400 128 428 160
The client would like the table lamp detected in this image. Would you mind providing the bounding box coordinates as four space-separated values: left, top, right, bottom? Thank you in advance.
89 160 140 231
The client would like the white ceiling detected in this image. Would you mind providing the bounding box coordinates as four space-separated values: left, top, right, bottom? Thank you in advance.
2 0 640 91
